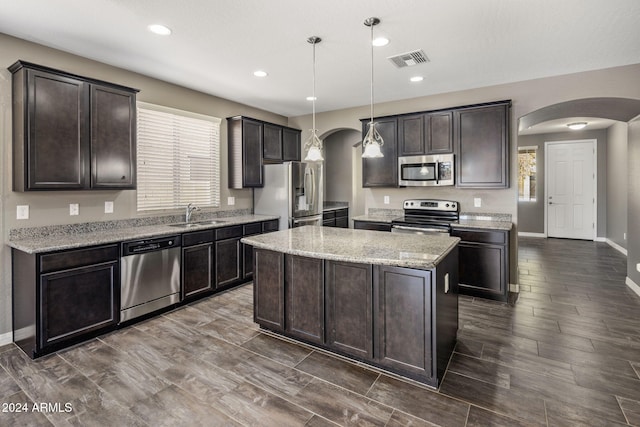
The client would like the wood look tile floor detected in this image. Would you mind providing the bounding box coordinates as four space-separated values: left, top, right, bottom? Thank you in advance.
2 237 640 426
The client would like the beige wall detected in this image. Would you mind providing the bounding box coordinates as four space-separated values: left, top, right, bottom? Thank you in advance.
606 122 629 250
290 63 640 288
0 33 288 337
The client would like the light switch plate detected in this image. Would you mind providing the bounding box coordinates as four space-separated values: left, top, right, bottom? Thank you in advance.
474 198 482 207
227 196 235 206
69 203 79 216
637 263 640 272
384 196 390 204
17 205 29 220
105 201 114 214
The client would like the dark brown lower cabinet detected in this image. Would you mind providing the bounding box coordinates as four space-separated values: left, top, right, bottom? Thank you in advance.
450 227 509 301
253 249 285 331
252 248 459 387
325 261 373 359
215 237 242 288
353 220 392 232
12 244 119 358
374 265 433 379
182 243 213 299
285 255 324 344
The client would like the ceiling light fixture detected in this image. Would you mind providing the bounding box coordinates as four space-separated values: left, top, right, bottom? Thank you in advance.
253 70 268 77
567 122 587 130
362 17 384 159
410 76 424 82
148 24 172 36
303 36 324 162
372 36 389 47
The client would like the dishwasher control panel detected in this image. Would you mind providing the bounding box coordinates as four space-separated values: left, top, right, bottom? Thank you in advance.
122 235 181 256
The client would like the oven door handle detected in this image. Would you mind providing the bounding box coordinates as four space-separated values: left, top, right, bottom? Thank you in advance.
392 225 449 233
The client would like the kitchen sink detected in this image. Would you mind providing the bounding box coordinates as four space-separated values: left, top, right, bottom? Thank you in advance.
169 220 227 228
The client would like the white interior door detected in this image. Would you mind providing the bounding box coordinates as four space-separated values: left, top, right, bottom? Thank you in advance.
546 140 596 240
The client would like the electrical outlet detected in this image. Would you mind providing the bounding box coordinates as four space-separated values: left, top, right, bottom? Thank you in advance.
383 196 390 205
104 201 114 214
69 203 79 216
474 198 482 207
17 205 29 220
228 196 235 206
637 263 640 273
624 232 627 240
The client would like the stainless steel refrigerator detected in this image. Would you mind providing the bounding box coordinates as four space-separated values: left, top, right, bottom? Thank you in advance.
253 162 323 230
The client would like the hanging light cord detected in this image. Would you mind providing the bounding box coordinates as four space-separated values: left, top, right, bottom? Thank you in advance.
312 38 317 133
369 22 374 125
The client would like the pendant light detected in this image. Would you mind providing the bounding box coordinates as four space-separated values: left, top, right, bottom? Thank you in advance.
304 36 324 162
362 17 384 158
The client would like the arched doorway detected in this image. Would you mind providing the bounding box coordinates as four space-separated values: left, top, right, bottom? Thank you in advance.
517 97 640 247
320 128 363 222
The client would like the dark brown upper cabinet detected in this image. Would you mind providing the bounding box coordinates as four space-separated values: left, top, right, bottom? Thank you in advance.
227 116 301 189
455 102 510 188
10 61 138 191
282 127 301 161
263 123 283 161
398 111 453 156
361 117 398 187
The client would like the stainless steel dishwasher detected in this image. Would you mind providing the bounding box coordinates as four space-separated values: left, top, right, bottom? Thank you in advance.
120 235 181 323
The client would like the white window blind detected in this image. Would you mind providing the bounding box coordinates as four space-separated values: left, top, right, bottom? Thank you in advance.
137 102 221 211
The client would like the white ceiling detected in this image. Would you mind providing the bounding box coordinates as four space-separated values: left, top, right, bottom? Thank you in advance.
1 0 639 118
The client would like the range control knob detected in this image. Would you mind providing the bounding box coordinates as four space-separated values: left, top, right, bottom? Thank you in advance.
445 203 450 207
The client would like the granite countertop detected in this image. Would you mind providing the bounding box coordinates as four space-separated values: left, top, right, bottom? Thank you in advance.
8 214 279 254
453 213 513 231
241 225 459 269
322 201 349 212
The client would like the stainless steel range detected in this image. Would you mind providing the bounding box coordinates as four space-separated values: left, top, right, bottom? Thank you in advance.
391 199 459 234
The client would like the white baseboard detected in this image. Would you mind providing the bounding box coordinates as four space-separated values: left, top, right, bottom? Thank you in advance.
509 283 520 293
0 332 12 346
594 237 606 242
606 239 628 256
518 232 546 238
627 277 640 298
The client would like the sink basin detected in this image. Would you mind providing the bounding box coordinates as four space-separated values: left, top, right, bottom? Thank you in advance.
168 220 226 228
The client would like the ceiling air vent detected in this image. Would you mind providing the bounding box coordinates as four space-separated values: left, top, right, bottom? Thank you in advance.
387 49 430 68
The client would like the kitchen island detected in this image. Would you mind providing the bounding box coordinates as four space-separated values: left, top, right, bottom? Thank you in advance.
241 226 459 387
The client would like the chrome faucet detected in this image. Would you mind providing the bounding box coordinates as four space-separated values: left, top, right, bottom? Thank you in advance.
185 203 200 223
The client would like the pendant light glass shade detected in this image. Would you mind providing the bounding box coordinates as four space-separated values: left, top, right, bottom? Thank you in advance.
304 36 324 162
362 17 384 159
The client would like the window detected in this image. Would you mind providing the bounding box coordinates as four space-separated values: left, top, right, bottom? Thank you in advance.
518 146 537 202
137 102 221 211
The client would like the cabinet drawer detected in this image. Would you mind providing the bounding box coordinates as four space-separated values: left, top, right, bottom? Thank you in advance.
335 208 349 218
215 225 243 240
262 219 279 233
40 244 119 273
353 221 392 232
323 211 336 220
451 228 506 245
182 230 214 247
243 222 262 236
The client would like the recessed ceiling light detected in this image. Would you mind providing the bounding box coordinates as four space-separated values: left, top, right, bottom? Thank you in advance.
567 122 587 130
410 76 424 82
253 70 268 77
306 96 317 101
372 37 389 47
148 24 172 36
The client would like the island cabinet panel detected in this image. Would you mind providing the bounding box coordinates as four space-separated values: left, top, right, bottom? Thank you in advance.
325 261 373 359
253 249 285 331
285 255 325 344
374 266 433 380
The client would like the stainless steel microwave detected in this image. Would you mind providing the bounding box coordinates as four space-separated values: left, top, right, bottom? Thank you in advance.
398 154 454 186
